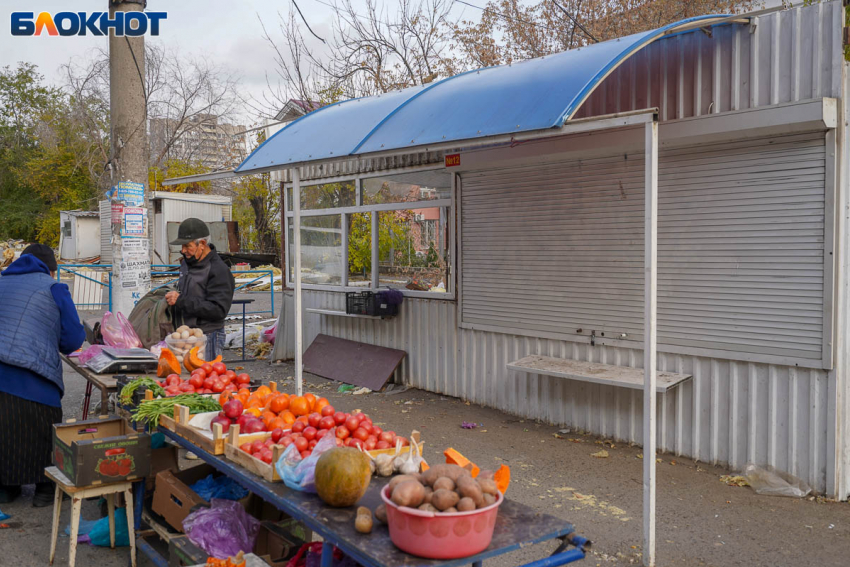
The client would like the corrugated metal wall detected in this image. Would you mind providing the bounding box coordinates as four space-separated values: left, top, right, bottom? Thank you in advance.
285 290 831 493
573 0 844 121
99 200 112 264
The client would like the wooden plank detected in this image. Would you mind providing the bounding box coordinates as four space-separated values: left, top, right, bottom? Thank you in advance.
303 334 406 391
507 355 690 393
224 425 285 482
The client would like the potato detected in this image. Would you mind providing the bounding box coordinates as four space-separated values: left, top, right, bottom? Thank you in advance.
478 478 498 496
418 503 438 513
374 504 387 524
421 464 470 486
422 486 433 504
477 469 495 481
176 355 183 363
176 325 190 333
193 329 204 338
430 489 459 511
456 497 476 512
181 330 191 339
391 480 425 508
171 332 181 340
433 477 455 492
443 507 458 514
482 493 496 507
457 477 484 507
388 474 420 494
355 507 372 534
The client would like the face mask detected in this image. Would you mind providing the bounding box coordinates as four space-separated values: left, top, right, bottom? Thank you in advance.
184 255 199 266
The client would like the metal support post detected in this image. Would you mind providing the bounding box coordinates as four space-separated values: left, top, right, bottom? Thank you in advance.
293 168 304 396
643 118 659 567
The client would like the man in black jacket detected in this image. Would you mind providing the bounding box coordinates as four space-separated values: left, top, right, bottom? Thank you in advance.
165 218 235 360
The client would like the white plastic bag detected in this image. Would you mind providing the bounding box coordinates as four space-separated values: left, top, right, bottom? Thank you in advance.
742 463 811 498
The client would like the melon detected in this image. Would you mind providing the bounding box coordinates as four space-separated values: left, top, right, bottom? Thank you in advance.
314 448 372 507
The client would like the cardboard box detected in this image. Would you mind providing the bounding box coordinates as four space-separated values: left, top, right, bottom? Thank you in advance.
254 521 308 567
145 446 180 492
52 416 151 486
152 464 216 533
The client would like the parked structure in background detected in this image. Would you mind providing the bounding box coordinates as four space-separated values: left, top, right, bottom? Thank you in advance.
99 192 234 265
58 210 101 262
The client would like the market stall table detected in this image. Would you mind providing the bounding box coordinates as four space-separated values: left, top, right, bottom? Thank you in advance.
143 427 590 567
61 353 154 419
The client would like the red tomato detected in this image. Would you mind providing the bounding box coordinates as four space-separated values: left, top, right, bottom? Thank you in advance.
294 437 308 452
178 382 194 392
225 383 237 392
345 416 360 433
307 413 322 428
240 442 253 454
334 438 344 447
165 386 180 397
352 412 366 424
281 437 294 448
251 440 266 453
348 438 364 449
291 421 306 433
166 375 180 387
236 373 251 384
260 451 273 464
321 405 335 417
192 368 207 379
319 416 335 430
271 428 284 443
300 450 311 459
359 422 373 435
396 436 409 447
353 427 369 441
200 363 213 374
308 439 317 449
371 426 383 437
203 377 215 390
203 388 214 394
225 370 237 380
365 436 377 451
220 374 232 385
316 429 328 440
302 426 317 441
210 381 224 393
333 412 347 426
375 440 390 450
335 427 350 440
380 431 395 444
207 372 219 382
264 439 275 447
212 362 227 375
188 375 204 388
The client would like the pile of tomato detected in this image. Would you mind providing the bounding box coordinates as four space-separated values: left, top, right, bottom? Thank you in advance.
158 361 251 396
239 409 409 462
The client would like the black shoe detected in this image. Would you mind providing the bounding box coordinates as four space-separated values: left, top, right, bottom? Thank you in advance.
32 482 54 507
0 485 21 504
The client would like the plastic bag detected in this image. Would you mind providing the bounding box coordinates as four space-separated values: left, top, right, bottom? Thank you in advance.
0 507 9 522
189 474 250 501
88 509 130 547
101 311 143 349
149 340 168 359
276 429 339 493
78 345 105 366
287 543 359 567
183 498 260 559
261 321 278 344
742 463 811 498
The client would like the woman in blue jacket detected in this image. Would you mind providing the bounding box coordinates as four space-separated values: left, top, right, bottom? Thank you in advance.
0 244 85 506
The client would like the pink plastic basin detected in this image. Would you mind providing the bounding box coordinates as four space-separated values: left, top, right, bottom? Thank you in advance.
380 486 502 559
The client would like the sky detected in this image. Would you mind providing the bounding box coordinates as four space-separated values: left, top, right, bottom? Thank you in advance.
0 0 480 126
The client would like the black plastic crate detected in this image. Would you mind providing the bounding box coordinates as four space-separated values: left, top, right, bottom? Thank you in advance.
345 291 398 317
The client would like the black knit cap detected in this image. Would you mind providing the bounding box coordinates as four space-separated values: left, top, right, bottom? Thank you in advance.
22 243 58 272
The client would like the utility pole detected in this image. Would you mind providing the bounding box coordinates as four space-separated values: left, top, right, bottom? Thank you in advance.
109 0 151 318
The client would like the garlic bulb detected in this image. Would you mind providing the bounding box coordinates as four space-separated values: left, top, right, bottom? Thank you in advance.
392 439 406 473
399 435 423 475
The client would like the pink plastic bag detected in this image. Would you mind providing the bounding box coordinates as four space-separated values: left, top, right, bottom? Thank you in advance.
261 321 278 344
78 345 106 365
101 311 142 349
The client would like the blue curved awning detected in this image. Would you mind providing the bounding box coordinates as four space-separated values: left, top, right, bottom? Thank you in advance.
237 15 728 173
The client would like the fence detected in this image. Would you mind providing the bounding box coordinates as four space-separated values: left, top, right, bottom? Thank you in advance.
56 264 277 317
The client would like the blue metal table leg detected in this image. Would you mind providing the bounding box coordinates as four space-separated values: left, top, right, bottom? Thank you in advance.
137 537 169 567
518 535 591 567
321 542 334 567
133 481 144 530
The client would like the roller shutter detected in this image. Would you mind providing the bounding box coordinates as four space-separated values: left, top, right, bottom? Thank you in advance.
460 133 826 363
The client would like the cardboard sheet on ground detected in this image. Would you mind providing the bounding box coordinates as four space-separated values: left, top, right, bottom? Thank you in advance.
303 334 405 391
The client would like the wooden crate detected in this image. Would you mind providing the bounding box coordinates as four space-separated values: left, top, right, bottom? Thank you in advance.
223 424 285 482
366 430 422 460
159 404 277 456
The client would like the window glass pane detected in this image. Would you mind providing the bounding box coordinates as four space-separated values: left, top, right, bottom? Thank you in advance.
362 170 451 205
287 181 356 210
377 207 449 292
346 213 372 287
287 215 343 285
